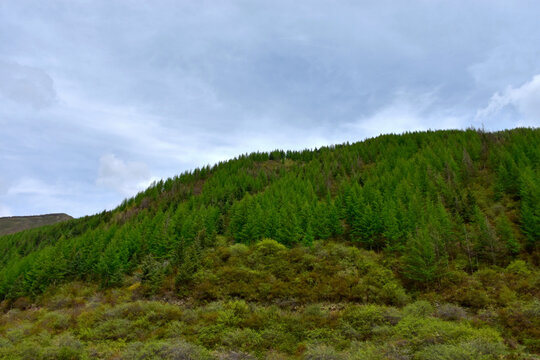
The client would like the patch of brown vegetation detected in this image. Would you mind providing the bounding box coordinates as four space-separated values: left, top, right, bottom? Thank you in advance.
0 213 72 236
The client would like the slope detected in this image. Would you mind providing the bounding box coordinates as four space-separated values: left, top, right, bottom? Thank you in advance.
0 213 73 236
0 128 538 358
0 128 538 298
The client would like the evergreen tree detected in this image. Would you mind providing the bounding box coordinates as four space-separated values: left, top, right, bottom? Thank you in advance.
496 214 520 255
403 229 443 285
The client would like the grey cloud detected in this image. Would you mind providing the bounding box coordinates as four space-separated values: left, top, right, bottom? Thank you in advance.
6 177 63 197
0 204 11 217
0 177 10 217
0 60 57 109
0 177 97 217
1 1 539 217
97 154 156 196
0 178 8 195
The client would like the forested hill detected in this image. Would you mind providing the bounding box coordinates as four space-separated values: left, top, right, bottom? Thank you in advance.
0 213 72 236
0 128 538 300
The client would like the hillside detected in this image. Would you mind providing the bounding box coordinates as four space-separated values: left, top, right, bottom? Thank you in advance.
0 213 73 236
0 128 538 359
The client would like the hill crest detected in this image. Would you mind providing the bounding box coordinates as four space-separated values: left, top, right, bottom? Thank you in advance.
0 213 73 236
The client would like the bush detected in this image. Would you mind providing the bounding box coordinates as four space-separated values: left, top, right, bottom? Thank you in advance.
402 301 433 318
221 328 263 352
339 305 387 340
121 340 211 360
345 342 385 360
186 241 409 304
395 316 502 350
506 260 531 276
43 333 84 360
216 351 256 360
86 318 134 340
304 344 345 360
415 340 506 360
38 311 71 332
435 304 467 321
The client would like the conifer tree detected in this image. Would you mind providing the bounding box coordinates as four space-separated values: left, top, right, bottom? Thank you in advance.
403 229 442 285
496 214 520 255
520 168 540 248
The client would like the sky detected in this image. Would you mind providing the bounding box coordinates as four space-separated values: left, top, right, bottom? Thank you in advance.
1 1 539 218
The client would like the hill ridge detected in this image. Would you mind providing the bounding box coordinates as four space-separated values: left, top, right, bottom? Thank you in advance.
0 213 72 236
0 128 538 358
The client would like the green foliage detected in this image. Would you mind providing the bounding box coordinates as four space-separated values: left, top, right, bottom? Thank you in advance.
404 230 446 285
415 341 507 360
496 214 520 255
339 304 387 340
0 282 533 359
178 241 408 305
0 129 539 358
1 128 539 299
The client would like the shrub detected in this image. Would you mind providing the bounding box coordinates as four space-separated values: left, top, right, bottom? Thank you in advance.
345 342 385 360
216 351 256 360
505 260 531 276
434 304 467 321
402 301 433 318
304 344 345 360
221 328 263 352
121 340 211 360
197 324 227 347
339 305 386 340
415 340 506 360
38 311 71 332
350 266 408 305
229 243 250 257
87 318 134 340
395 316 502 350
164 321 187 338
216 300 250 327
259 326 299 354
43 333 84 360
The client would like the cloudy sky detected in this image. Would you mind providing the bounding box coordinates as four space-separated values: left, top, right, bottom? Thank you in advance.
1 1 539 218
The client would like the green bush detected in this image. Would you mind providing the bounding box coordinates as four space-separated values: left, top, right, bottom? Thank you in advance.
37 311 71 332
395 316 502 350
43 333 84 360
304 344 345 360
415 340 506 360
221 328 263 352
121 340 211 360
85 318 134 341
402 300 433 318
434 304 467 321
506 259 531 276
339 305 387 340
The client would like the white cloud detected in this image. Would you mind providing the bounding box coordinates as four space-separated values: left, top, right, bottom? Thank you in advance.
0 178 8 195
96 154 156 196
476 74 540 126
342 93 463 140
0 60 57 109
0 204 12 217
7 177 62 196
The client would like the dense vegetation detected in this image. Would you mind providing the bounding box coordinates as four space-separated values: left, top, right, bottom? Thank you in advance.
0 128 538 359
0 213 72 236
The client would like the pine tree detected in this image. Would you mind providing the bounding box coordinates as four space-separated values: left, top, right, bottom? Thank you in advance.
520 168 540 248
496 214 520 255
403 229 443 285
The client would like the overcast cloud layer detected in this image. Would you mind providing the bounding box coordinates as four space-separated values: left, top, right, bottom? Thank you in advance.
1 1 539 218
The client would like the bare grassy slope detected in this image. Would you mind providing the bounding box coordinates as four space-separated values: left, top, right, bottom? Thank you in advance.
0 213 72 236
